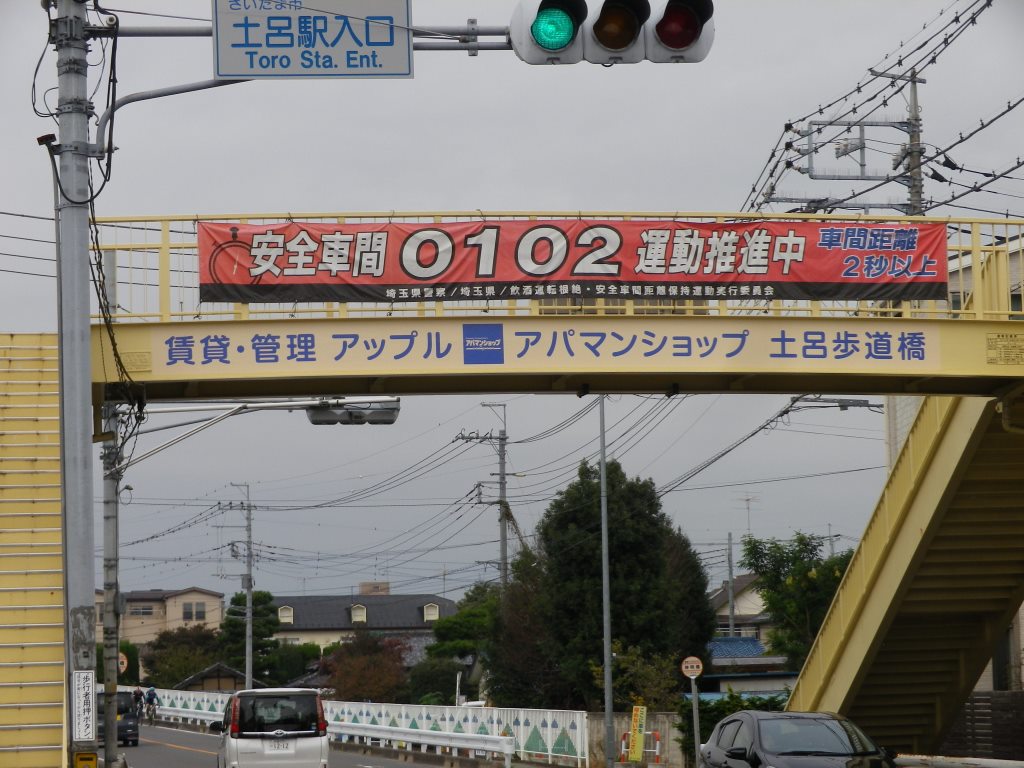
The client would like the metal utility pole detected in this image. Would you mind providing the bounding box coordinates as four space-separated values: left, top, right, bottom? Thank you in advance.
52 0 99 763
598 396 614 768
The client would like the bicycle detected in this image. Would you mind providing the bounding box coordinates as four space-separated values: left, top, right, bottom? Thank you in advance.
145 701 157 726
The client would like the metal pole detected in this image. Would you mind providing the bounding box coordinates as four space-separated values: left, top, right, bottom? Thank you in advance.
599 396 614 768
54 1 99 762
690 677 701 768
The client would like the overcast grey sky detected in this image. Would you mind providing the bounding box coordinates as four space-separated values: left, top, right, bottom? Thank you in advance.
2 1 1022 607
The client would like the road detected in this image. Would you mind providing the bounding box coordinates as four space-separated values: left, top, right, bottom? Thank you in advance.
104 723 419 768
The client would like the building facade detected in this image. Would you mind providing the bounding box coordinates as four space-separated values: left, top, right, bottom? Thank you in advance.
94 587 225 646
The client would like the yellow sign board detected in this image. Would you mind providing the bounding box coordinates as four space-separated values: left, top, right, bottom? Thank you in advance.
627 705 647 762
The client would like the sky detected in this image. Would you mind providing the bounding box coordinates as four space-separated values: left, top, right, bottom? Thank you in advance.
2 1 1023 609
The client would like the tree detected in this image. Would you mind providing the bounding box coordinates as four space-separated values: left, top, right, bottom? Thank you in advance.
489 460 716 710
219 590 281 682
265 642 322 686
407 657 465 704
325 632 408 702
740 532 855 669
484 549 559 707
592 641 680 710
140 625 219 688
427 581 499 660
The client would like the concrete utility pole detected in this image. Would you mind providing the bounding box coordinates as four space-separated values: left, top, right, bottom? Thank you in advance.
907 70 925 216
236 484 254 689
222 485 255 689
100 404 122 768
461 403 511 587
726 531 735 637
52 1 99 763
766 69 927 215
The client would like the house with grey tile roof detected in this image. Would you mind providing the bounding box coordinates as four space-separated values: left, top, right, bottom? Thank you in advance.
271 590 456 667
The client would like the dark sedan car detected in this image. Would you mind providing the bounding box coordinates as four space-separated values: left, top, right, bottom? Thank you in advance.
700 710 894 768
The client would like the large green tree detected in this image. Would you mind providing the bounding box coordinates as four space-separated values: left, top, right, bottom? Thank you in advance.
489 460 716 710
407 657 466 705
427 581 499 661
140 625 219 688
740 532 854 669
485 549 560 707
219 590 281 682
265 642 322 686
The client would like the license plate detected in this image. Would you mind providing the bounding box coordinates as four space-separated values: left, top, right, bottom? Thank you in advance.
266 739 292 752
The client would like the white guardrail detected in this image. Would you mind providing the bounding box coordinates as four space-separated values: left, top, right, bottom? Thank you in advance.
126 688 587 767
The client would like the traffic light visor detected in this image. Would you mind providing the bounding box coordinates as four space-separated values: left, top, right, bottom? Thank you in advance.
655 0 712 49
592 1 649 51
532 7 578 50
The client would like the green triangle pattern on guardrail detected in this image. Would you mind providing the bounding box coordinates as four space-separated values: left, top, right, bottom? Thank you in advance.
524 727 547 753
552 728 577 756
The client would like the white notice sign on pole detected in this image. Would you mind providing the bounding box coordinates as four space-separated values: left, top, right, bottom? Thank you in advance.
213 0 414 80
72 670 96 742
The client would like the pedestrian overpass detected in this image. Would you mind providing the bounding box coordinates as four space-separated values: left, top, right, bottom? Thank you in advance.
2 211 1024 765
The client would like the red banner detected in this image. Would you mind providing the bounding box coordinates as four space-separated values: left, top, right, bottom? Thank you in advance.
198 220 948 303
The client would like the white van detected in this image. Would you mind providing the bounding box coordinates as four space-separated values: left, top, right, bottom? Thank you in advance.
211 688 329 768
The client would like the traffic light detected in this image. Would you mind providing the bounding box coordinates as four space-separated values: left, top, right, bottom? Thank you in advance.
509 0 714 64
305 399 400 425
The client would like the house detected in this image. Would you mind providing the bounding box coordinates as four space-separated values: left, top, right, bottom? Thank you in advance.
709 573 771 640
708 573 1024 695
271 585 456 667
174 661 266 692
706 574 794 694
94 587 225 645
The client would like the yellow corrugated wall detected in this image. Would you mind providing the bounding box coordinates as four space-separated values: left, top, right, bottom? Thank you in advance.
0 334 65 767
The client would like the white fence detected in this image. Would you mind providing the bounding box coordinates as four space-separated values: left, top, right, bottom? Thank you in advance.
130 688 589 767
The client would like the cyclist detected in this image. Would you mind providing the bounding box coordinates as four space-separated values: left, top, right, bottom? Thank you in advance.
131 686 144 718
143 688 158 724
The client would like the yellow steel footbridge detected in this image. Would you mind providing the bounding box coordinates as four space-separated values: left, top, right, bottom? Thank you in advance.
2 211 1024 765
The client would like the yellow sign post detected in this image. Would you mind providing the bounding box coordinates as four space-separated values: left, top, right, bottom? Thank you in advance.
627 705 647 762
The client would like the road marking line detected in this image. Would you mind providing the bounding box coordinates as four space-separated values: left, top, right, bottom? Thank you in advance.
141 735 218 755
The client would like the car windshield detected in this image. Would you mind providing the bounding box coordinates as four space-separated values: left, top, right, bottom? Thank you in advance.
758 716 879 756
238 694 318 733
97 692 134 716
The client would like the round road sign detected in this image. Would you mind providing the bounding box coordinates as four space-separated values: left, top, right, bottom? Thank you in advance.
118 652 128 674
681 655 703 678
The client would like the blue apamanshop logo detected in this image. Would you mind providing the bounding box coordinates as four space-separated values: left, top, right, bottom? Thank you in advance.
463 323 504 365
